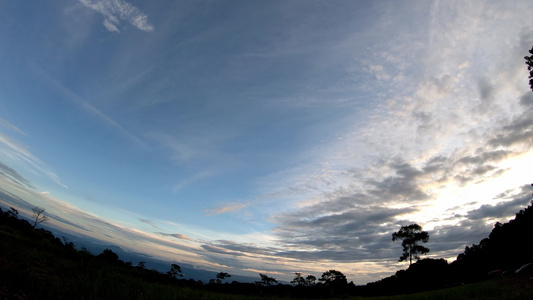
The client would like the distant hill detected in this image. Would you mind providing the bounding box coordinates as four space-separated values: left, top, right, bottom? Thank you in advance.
450 199 533 282
2 202 533 299
3 208 259 284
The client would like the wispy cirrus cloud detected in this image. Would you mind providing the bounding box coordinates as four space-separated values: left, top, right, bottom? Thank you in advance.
204 202 249 216
30 63 147 149
157 232 191 241
0 133 67 189
0 118 25 135
79 0 154 33
139 219 163 230
0 161 34 189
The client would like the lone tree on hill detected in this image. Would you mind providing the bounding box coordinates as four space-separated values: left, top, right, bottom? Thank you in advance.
525 42 533 91
392 223 430 266
31 207 49 229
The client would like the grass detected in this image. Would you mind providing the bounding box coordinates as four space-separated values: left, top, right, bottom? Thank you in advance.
350 276 533 300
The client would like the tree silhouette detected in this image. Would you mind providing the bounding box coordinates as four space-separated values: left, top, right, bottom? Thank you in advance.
97 248 120 264
8 207 19 218
304 274 317 286
392 224 429 265
318 270 347 286
255 273 277 286
215 272 231 284
525 43 533 91
137 261 146 270
31 207 49 229
167 263 183 278
292 272 317 286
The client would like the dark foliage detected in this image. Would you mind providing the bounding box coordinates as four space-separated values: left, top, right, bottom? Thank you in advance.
291 272 316 286
392 223 430 265
255 273 278 286
2 199 533 299
525 43 533 91
450 200 533 283
365 200 533 296
0 206 356 299
97 248 121 264
364 258 450 296
319 269 347 286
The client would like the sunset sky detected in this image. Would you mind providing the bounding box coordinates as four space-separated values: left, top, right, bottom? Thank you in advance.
1 0 533 284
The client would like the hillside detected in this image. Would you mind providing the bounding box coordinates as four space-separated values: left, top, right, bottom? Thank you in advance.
364 200 533 296
1 203 533 299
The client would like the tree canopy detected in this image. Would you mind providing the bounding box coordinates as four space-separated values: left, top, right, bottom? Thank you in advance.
214 272 231 284
291 273 316 286
392 224 430 265
167 263 183 279
319 270 347 286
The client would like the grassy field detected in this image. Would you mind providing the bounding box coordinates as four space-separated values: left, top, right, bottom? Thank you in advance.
352 273 533 300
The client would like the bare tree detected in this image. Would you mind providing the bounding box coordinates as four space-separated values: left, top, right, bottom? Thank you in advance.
31 207 49 229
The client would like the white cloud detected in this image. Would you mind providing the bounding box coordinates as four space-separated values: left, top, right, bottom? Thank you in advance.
79 0 154 33
261 1 533 271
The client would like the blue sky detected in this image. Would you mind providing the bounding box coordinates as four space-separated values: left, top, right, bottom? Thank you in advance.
1 0 533 284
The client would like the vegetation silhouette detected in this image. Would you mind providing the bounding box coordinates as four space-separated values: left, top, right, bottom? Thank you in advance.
291 272 316 286
168 263 184 279
525 42 533 91
366 198 533 297
318 269 347 285
30 206 49 229
255 273 278 286
1 197 533 299
212 271 230 284
392 223 430 266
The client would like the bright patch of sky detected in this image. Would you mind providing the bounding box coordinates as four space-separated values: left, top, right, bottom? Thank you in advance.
1 0 533 284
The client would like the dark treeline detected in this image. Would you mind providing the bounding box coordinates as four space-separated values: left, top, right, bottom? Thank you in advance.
364 200 533 296
1 201 533 299
0 205 356 299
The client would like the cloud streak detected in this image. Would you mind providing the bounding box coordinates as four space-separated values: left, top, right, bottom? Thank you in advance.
0 118 25 135
29 62 147 149
204 202 249 216
0 133 67 189
0 161 34 189
79 0 154 32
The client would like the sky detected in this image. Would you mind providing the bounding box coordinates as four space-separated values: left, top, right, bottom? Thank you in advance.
1 0 533 284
